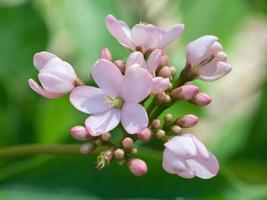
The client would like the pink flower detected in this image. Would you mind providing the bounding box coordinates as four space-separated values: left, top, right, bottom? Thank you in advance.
128 158 148 176
126 49 170 94
70 59 153 136
163 134 219 179
186 35 232 81
28 52 77 98
105 15 184 52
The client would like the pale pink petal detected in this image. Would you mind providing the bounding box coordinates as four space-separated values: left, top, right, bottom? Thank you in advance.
105 15 134 49
126 51 147 70
121 103 148 134
188 134 210 159
152 77 170 94
91 59 123 97
120 65 153 103
157 24 184 48
177 168 197 179
164 135 197 159
131 24 160 50
28 79 63 99
70 86 110 114
199 62 232 81
38 73 74 94
186 35 218 66
187 152 219 179
163 149 186 174
33 51 57 70
147 49 162 75
85 108 121 136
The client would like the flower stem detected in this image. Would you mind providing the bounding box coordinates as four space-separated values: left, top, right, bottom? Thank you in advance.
0 144 85 158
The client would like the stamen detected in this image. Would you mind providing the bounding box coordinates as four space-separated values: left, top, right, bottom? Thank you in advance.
105 96 124 108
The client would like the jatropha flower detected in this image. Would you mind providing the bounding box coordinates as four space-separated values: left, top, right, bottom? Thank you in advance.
70 59 153 136
126 49 170 94
186 35 232 81
29 15 231 179
29 52 78 98
163 134 219 179
105 15 184 52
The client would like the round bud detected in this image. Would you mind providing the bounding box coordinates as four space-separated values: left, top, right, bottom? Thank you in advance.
169 66 176 76
176 114 199 128
156 129 165 139
160 54 169 66
128 158 148 176
114 60 126 74
171 125 182 134
103 150 113 161
156 92 166 102
100 48 112 61
164 94 171 103
70 125 93 141
171 85 199 100
101 132 111 141
137 128 152 141
80 143 96 154
164 113 173 123
159 66 172 78
122 137 134 149
114 148 125 160
191 92 212 106
151 119 161 129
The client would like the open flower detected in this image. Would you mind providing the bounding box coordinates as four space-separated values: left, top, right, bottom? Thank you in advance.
105 15 184 52
70 59 153 136
126 49 170 94
186 35 232 81
28 52 77 98
163 134 219 179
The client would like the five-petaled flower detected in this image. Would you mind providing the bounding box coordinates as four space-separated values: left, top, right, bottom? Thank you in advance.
163 134 219 179
105 15 184 53
70 59 153 136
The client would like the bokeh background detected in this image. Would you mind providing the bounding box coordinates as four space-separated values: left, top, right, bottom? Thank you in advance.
0 0 267 199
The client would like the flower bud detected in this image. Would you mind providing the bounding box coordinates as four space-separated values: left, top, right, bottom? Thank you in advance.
101 132 111 141
160 54 169 67
176 114 199 128
164 94 171 103
114 60 126 74
159 66 172 78
156 129 165 139
137 128 152 141
128 158 148 176
171 85 199 100
114 148 125 160
122 137 134 149
164 113 173 123
169 66 176 76
191 92 212 106
131 148 138 154
156 92 166 102
171 125 182 134
103 150 113 161
70 125 93 140
29 52 77 99
100 48 112 61
151 119 161 129
80 143 96 154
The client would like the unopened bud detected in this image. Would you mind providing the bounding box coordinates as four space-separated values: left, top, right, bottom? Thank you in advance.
171 85 199 100
114 148 125 160
164 94 171 103
122 137 134 149
171 125 182 134
101 132 111 141
70 125 93 141
169 66 176 76
156 129 165 139
103 150 113 161
164 113 173 123
80 143 95 154
159 66 172 78
151 119 161 129
114 60 126 74
191 92 212 106
100 48 112 61
156 92 166 102
128 158 148 176
131 148 138 154
160 55 169 66
137 128 152 141
176 114 199 128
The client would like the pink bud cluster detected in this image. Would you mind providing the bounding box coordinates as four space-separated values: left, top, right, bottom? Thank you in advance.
29 15 231 179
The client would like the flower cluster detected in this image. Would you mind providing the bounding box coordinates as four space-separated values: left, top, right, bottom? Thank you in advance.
29 15 231 179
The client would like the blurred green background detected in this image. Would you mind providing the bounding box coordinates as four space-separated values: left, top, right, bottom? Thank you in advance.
0 0 267 199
